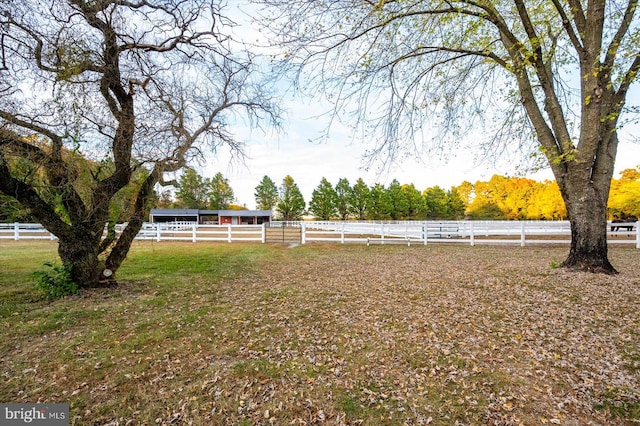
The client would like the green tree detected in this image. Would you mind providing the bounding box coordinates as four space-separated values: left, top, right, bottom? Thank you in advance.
254 175 279 211
334 178 352 220
309 177 338 220
369 183 392 220
387 179 410 220
447 187 466 220
277 175 306 221
175 169 208 209
423 186 451 220
0 0 278 286
261 0 640 273
402 184 427 220
208 172 235 210
349 178 371 220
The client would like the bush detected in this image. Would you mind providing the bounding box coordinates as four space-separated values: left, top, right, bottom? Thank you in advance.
33 262 78 299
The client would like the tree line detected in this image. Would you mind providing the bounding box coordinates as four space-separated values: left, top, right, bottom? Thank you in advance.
258 169 639 222
8 166 617 224
4 166 637 224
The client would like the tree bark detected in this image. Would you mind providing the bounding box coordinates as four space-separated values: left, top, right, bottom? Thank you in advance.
57 230 106 286
557 125 618 274
104 168 159 277
562 185 617 274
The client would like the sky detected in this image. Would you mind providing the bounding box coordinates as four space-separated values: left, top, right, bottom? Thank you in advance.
187 2 640 210
196 94 640 209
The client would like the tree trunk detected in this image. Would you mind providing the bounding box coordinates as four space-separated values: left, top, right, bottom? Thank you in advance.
58 233 107 287
560 175 617 274
104 169 159 277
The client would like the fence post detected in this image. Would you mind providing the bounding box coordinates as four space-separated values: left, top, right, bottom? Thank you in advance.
301 222 306 244
192 223 197 243
341 222 345 244
14 222 19 240
156 223 161 242
227 224 232 243
423 224 427 246
381 223 385 245
636 221 640 249
520 222 526 247
262 223 266 244
470 221 475 246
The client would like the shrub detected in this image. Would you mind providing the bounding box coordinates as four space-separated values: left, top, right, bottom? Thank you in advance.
33 262 78 299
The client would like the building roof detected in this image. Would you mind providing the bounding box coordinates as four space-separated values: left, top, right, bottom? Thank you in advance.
150 209 199 216
150 208 271 217
218 210 272 217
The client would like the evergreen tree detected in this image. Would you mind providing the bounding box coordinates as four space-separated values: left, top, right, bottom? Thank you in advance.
309 178 338 220
387 179 409 220
334 178 352 220
369 183 393 220
402 184 426 220
175 169 208 209
349 178 370 220
447 187 467 220
254 175 279 211
424 186 451 219
277 175 306 221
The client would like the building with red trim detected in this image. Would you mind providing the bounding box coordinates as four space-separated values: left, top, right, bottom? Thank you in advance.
149 209 272 225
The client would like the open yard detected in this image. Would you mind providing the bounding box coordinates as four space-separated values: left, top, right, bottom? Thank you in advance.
1 241 639 425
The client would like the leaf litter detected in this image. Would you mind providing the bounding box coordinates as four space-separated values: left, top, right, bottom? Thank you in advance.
1 243 639 425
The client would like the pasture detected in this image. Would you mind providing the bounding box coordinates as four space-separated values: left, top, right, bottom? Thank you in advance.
1 241 639 425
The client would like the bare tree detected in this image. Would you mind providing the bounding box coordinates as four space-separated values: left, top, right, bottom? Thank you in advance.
258 0 640 273
0 0 279 286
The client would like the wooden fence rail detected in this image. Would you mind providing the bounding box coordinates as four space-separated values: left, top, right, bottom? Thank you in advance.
1 221 638 248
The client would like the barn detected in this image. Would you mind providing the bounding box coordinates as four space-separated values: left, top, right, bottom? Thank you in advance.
149 208 271 225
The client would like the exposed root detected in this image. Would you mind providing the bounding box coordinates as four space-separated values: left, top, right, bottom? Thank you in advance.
561 259 619 275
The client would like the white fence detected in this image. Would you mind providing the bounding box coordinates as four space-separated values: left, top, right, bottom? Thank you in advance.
0 222 265 243
1 221 638 248
291 220 640 248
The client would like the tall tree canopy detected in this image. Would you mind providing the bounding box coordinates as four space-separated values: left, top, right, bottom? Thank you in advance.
260 0 640 273
208 172 235 210
0 0 278 286
254 175 279 211
309 177 338 220
276 175 306 221
175 169 209 210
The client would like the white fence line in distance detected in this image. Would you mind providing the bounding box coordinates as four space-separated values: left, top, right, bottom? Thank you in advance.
2 221 638 248
297 220 639 248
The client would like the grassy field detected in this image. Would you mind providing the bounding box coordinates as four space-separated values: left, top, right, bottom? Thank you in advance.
1 240 639 425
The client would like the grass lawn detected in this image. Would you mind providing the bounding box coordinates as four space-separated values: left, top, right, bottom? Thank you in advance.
1 240 639 425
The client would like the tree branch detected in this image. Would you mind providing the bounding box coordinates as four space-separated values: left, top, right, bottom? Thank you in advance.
549 0 585 57
603 0 638 73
